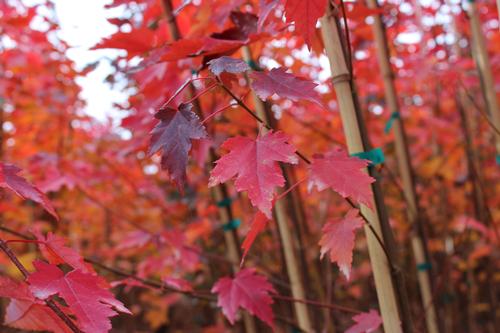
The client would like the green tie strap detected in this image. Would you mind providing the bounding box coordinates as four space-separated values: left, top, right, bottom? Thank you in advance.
245 59 260 71
384 111 400 134
216 197 233 208
222 219 241 231
416 262 432 272
352 148 385 166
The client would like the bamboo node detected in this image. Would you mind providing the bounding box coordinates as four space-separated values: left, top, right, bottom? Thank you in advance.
331 73 351 84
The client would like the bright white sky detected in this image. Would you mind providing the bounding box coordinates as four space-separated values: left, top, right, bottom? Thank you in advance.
24 0 128 121
20 0 459 122
52 0 128 121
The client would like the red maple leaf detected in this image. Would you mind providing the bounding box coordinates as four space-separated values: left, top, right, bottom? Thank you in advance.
319 209 364 279
0 162 58 220
258 0 280 31
149 103 207 189
92 26 163 57
209 131 298 217
345 309 383 333
250 67 322 105
33 231 93 273
283 0 327 48
0 276 72 333
208 56 250 76
162 276 193 292
156 39 204 62
309 149 375 207
211 268 275 327
28 260 131 333
241 211 270 264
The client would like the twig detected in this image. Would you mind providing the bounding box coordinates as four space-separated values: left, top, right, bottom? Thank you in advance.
459 82 500 136
0 238 82 333
217 80 394 263
0 225 367 315
273 294 361 314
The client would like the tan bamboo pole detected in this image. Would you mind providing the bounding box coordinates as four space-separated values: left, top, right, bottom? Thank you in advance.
496 0 500 23
161 1 257 332
320 6 406 333
467 0 500 155
241 45 314 333
365 1 439 332
451 5 500 330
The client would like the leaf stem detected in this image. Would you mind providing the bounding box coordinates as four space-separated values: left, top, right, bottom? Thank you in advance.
218 79 396 262
274 178 307 202
160 77 214 110
201 103 237 125
184 82 218 105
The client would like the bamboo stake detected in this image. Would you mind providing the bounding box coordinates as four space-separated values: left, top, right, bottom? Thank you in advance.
467 0 500 155
451 4 500 330
160 1 257 332
365 1 439 332
320 6 408 333
497 0 500 23
241 45 314 333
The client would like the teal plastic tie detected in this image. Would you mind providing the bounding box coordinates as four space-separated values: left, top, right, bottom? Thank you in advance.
222 219 241 231
352 148 385 166
416 262 432 272
245 59 260 71
441 292 454 304
384 111 400 134
496 155 500 166
216 197 232 208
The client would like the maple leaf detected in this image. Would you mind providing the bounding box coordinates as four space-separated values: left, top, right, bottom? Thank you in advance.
241 211 270 264
92 27 162 57
149 103 208 189
28 260 131 333
0 276 73 333
258 0 279 31
0 162 58 220
283 0 327 48
345 309 383 333
319 209 364 279
209 131 298 217
250 67 322 105
162 277 193 292
208 56 250 76
155 39 204 62
33 231 92 273
309 149 375 207
211 268 275 327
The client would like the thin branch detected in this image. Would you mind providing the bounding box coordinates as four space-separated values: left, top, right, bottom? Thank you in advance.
273 294 361 314
339 0 353 74
218 80 272 129
0 238 82 333
459 82 500 136
0 225 367 315
217 79 398 265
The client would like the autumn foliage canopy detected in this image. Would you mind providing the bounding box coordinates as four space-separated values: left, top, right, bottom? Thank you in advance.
0 0 499 332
